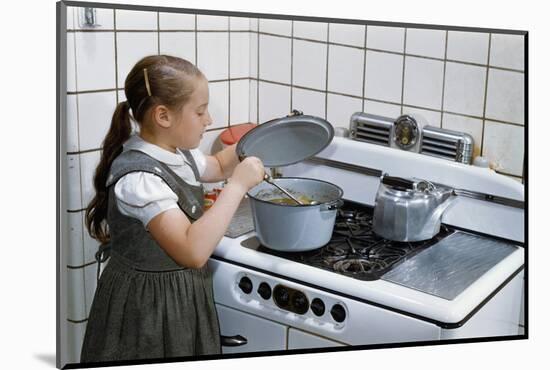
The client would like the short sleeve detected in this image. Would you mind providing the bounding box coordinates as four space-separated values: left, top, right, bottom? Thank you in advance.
114 172 179 228
189 148 207 177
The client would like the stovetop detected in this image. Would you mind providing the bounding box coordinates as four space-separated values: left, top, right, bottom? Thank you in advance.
241 200 454 281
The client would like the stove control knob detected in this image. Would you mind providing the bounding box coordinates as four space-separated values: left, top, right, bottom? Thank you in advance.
310 298 325 316
238 276 253 294
330 304 346 323
257 282 272 300
292 292 309 314
274 286 290 307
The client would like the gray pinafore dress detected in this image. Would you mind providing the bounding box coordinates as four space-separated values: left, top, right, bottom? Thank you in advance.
80 149 221 363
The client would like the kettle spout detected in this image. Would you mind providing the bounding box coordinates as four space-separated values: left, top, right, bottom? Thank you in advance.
431 189 455 221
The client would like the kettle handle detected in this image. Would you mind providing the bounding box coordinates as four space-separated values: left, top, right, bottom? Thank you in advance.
381 175 415 191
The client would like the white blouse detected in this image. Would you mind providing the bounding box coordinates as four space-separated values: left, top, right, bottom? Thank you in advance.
114 135 207 228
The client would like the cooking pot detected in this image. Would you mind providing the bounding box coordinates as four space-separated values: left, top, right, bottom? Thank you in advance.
248 177 343 251
372 174 456 242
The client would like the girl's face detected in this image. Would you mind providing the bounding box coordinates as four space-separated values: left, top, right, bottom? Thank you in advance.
171 76 212 149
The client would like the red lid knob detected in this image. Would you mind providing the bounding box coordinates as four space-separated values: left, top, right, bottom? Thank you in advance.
220 123 257 145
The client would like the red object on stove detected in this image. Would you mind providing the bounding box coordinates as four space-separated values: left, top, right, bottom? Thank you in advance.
220 123 257 146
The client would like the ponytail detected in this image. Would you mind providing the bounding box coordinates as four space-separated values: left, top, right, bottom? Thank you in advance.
85 101 132 244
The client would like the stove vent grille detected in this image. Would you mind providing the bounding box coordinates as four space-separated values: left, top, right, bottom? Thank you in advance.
349 112 474 164
421 126 474 164
349 113 392 146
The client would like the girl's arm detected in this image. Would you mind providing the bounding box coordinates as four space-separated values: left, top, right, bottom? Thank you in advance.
200 143 240 182
147 156 263 269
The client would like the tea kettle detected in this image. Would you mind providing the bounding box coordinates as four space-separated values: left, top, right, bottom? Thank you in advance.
372 174 455 242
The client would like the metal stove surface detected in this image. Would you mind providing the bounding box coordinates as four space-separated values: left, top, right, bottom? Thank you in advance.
241 200 453 281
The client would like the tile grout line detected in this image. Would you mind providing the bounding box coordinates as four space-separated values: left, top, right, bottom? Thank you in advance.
194 15 198 66
70 13 87 277
324 25 330 120
157 11 160 55
290 20 294 112
400 28 407 115
361 25 367 113
257 22 260 123
440 30 449 128
227 17 231 127
481 33 492 157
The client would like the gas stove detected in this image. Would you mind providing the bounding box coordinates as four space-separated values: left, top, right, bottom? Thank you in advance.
210 136 525 353
242 200 453 281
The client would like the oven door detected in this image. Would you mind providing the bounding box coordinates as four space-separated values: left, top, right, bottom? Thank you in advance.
287 328 345 350
216 304 288 354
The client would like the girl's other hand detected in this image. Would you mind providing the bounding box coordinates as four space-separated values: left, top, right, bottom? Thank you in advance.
228 156 264 193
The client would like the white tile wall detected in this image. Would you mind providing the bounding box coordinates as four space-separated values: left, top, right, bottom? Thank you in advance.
402 106 441 128
116 32 158 87
483 121 524 176
442 113 483 158
230 16 250 31
365 51 403 103
75 7 114 30
208 81 229 128
66 321 86 364
490 34 525 70
292 39 327 91
230 33 251 78
75 32 116 91
485 68 524 125
259 19 292 36
403 56 444 110
329 23 365 47
77 91 117 151
66 95 79 152
443 62 486 116
249 80 258 123
197 15 229 30
197 32 229 81
249 32 258 78
230 80 250 123
292 87 326 119
367 26 404 52
159 12 195 30
258 82 291 123
159 32 195 63
406 28 446 59
249 18 259 32
259 34 292 84
327 44 364 96
67 212 84 266
327 93 362 128
67 33 77 92
67 268 86 321
67 7 75 29
447 31 489 64
66 155 82 211
293 21 328 42
79 151 102 210
116 9 157 30
364 100 401 118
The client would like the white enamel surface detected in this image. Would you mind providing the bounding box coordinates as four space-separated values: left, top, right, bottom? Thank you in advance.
287 328 344 349
213 231 523 325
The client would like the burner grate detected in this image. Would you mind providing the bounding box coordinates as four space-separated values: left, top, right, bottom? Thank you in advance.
255 201 453 281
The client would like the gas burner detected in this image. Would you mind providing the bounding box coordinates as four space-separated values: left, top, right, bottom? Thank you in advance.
333 258 388 274
252 201 454 281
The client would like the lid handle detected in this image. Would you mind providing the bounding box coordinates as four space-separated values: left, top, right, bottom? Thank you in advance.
381 174 415 191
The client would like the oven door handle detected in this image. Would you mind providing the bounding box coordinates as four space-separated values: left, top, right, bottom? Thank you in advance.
220 334 248 347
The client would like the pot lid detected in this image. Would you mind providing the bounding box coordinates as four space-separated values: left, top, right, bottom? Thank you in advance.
236 110 334 167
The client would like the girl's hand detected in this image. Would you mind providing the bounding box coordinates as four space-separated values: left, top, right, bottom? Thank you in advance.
228 156 264 192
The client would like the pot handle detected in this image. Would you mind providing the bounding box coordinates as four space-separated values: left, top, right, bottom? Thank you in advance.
320 199 344 212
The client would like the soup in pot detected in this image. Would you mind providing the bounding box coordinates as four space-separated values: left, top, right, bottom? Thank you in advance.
269 195 315 205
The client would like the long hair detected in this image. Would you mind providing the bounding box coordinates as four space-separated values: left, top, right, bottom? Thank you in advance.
85 55 204 244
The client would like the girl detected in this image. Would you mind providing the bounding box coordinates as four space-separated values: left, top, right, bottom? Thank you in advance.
80 55 264 363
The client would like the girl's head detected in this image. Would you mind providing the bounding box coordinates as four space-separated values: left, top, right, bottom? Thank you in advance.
86 55 210 244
